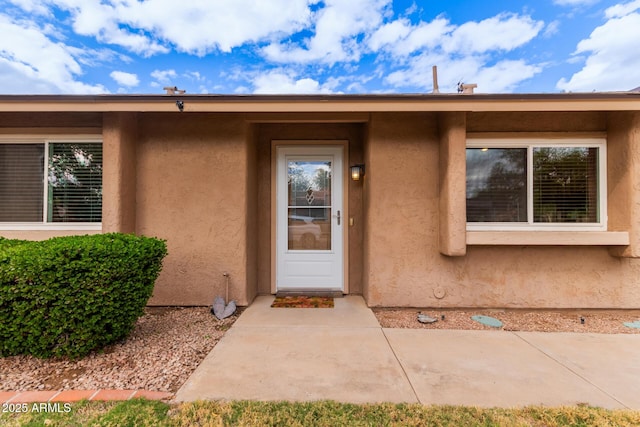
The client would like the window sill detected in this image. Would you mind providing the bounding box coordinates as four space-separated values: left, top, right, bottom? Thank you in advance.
466 231 629 246
0 224 102 231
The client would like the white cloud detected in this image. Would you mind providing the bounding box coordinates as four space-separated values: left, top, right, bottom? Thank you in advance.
7 0 52 16
260 5 544 93
385 54 542 94
53 0 169 57
368 17 453 56
442 13 544 55
263 0 389 64
0 14 106 94
110 70 139 87
234 85 251 94
385 53 483 92
151 69 178 85
186 71 204 82
368 13 543 59
252 70 336 94
474 60 542 93
131 0 313 54
23 0 313 56
557 2 640 92
367 18 413 51
1 1 551 94
553 0 599 5
605 0 640 18
379 13 544 93
543 20 561 38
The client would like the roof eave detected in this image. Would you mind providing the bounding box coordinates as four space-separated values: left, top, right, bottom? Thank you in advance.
0 93 638 113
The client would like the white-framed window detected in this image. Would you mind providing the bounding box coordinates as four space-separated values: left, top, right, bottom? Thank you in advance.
0 136 102 231
466 138 606 231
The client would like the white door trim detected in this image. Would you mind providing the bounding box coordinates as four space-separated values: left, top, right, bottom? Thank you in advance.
271 141 348 293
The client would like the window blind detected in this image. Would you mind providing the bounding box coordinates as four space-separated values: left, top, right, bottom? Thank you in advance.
48 143 102 223
533 147 598 223
0 144 44 222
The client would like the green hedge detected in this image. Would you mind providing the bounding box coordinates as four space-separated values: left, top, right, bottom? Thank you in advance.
0 233 167 359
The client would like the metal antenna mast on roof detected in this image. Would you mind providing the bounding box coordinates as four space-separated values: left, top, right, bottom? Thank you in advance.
432 66 440 94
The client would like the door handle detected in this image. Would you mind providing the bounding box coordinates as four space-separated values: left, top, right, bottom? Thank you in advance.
334 210 341 225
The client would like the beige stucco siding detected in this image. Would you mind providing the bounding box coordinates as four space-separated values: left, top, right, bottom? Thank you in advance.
449 247 640 308
364 113 440 305
102 112 137 234
245 123 259 304
3 104 640 309
466 111 607 133
607 112 640 257
438 112 466 256
364 112 640 308
136 113 253 306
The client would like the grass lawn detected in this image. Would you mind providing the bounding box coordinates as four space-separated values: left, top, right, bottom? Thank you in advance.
1 399 639 426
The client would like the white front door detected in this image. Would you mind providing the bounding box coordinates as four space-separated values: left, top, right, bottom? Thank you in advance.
276 145 344 291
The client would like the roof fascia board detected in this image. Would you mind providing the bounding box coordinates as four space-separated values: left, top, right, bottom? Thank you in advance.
0 94 638 113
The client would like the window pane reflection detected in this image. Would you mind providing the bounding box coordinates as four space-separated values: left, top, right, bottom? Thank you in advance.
466 148 527 222
288 208 331 250
288 161 331 207
287 159 332 250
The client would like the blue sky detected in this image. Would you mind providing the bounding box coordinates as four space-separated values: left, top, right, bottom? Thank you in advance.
1 0 639 95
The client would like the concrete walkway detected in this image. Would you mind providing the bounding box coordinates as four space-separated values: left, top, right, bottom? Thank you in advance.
175 296 640 409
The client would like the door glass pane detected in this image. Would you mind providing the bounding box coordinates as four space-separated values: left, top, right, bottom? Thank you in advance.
466 148 527 222
288 208 331 250
288 160 332 250
288 161 331 206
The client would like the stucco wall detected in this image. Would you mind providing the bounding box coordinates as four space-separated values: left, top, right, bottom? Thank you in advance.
102 112 137 234
438 112 466 256
467 111 607 133
0 112 102 129
607 112 640 257
4 109 640 309
1 112 257 306
364 112 640 308
364 113 440 305
136 113 253 306
245 123 259 304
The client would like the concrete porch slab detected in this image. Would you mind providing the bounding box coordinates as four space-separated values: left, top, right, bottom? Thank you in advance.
515 332 640 409
232 295 380 328
383 329 625 409
176 296 640 408
174 326 417 403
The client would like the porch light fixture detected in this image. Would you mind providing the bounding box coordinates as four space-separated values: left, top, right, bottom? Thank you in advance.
350 164 365 181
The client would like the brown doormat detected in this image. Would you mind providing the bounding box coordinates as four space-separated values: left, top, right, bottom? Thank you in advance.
271 296 334 308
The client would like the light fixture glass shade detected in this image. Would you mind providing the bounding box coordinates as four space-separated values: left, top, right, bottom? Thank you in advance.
350 164 364 181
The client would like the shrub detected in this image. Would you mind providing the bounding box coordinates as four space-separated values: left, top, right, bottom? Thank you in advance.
0 233 167 358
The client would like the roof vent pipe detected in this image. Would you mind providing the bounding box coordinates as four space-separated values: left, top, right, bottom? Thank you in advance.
432 66 440 94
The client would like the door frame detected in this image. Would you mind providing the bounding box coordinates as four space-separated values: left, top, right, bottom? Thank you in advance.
270 140 349 294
